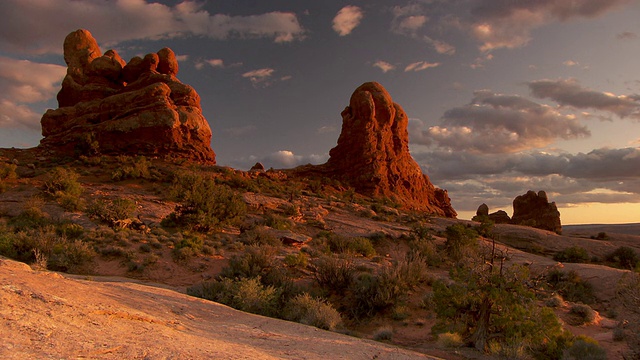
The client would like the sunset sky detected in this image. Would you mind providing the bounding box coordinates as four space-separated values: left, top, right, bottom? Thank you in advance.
1 0 639 224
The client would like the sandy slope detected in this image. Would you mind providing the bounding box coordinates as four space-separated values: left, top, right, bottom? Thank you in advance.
0 257 439 360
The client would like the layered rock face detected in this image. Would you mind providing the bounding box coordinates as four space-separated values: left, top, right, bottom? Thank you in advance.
325 82 456 217
40 29 216 163
511 190 562 234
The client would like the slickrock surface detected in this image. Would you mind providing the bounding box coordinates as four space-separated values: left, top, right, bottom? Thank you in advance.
0 257 436 360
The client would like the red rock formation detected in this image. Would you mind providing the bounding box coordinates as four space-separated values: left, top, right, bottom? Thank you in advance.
511 190 562 234
40 29 216 163
324 82 456 217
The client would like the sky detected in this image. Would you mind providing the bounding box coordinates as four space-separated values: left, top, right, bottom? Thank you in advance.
1 0 640 225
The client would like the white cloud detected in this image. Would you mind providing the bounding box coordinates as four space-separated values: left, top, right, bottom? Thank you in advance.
391 4 428 36
424 36 456 55
404 61 440 72
242 68 275 86
0 0 305 55
332 6 363 36
0 56 66 129
175 54 188 62
563 60 579 67
230 150 328 170
195 58 224 70
373 60 396 73
412 90 590 153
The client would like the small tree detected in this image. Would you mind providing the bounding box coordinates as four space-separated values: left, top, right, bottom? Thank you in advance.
444 224 478 262
433 241 566 355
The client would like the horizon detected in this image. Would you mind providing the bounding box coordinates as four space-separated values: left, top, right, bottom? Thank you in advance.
0 0 639 225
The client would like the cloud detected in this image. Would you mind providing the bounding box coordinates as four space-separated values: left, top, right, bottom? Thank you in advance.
0 56 66 129
242 68 275 86
412 147 640 211
528 78 640 119
563 60 579 67
424 36 456 55
617 31 638 40
195 58 224 70
0 0 305 55
373 60 396 73
175 54 188 62
468 0 631 51
391 4 428 36
404 61 440 72
411 90 590 153
332 5 363 36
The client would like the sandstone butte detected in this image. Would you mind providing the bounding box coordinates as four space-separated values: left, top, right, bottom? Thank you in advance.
296 82 456 218
39 29 216 163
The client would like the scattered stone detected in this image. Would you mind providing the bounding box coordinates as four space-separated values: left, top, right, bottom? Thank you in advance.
273 230 312 246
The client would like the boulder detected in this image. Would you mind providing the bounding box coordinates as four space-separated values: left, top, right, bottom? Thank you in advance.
488 210 511 224
40 29 215 163
321 82 456 217
511 190 562 234
476 203 489 217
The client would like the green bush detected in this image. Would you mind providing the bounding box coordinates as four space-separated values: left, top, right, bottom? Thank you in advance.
9 206 51 231
349 237 376 257
312 255 355 293
569 303 596 325
221 245 278 280
240 226 281 247
444 224 478 262
284 252 308 268
111 156 155 181
86 198 137 226
188 277 280 317
553 246 590 263
164 172 247 232
0 163 17 192
546 269 596 304
47 239 96 273
565 336 606 360
264 213 293 230
373 326 393 341
43 167 83 197
283 293 342 330
606 246 639 270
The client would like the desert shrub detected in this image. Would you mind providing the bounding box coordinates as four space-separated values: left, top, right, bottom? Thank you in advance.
75 132 100 156
546 269 596 304
86 198 137 226
411 222 434 241
373 326 393 341
240 226 281 247
284 252 308 268
553 246 590 263
545 294 564 308
111 156 156 181
408 237 441 266
313 231 349 254
391 305 410 321
165 171 246 232
613 326 625 342
606 246 639 270
43 167 83 197
283 293 342 330
349 237 376 257
564 336 606 360
444 224 478 262
221 245 278 280
173 233 204 254
0 163 17 181
188 277 280 317
569 303 596 325
312 255 355 293
437 332 463 348
591 232 609 240
47 239 96 273
264 213 293 230
9 206 51 231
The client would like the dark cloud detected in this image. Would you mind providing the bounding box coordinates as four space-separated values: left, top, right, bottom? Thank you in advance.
413 147 640 211
528 79 640 119
0 0 305 55
616 31 638 40
411 90 590 153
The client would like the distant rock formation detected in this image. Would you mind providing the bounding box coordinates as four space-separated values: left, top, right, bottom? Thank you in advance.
473 203 511 224
40 29 216 163
473 191 561 233
317 82 456 217
512 190 562 234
